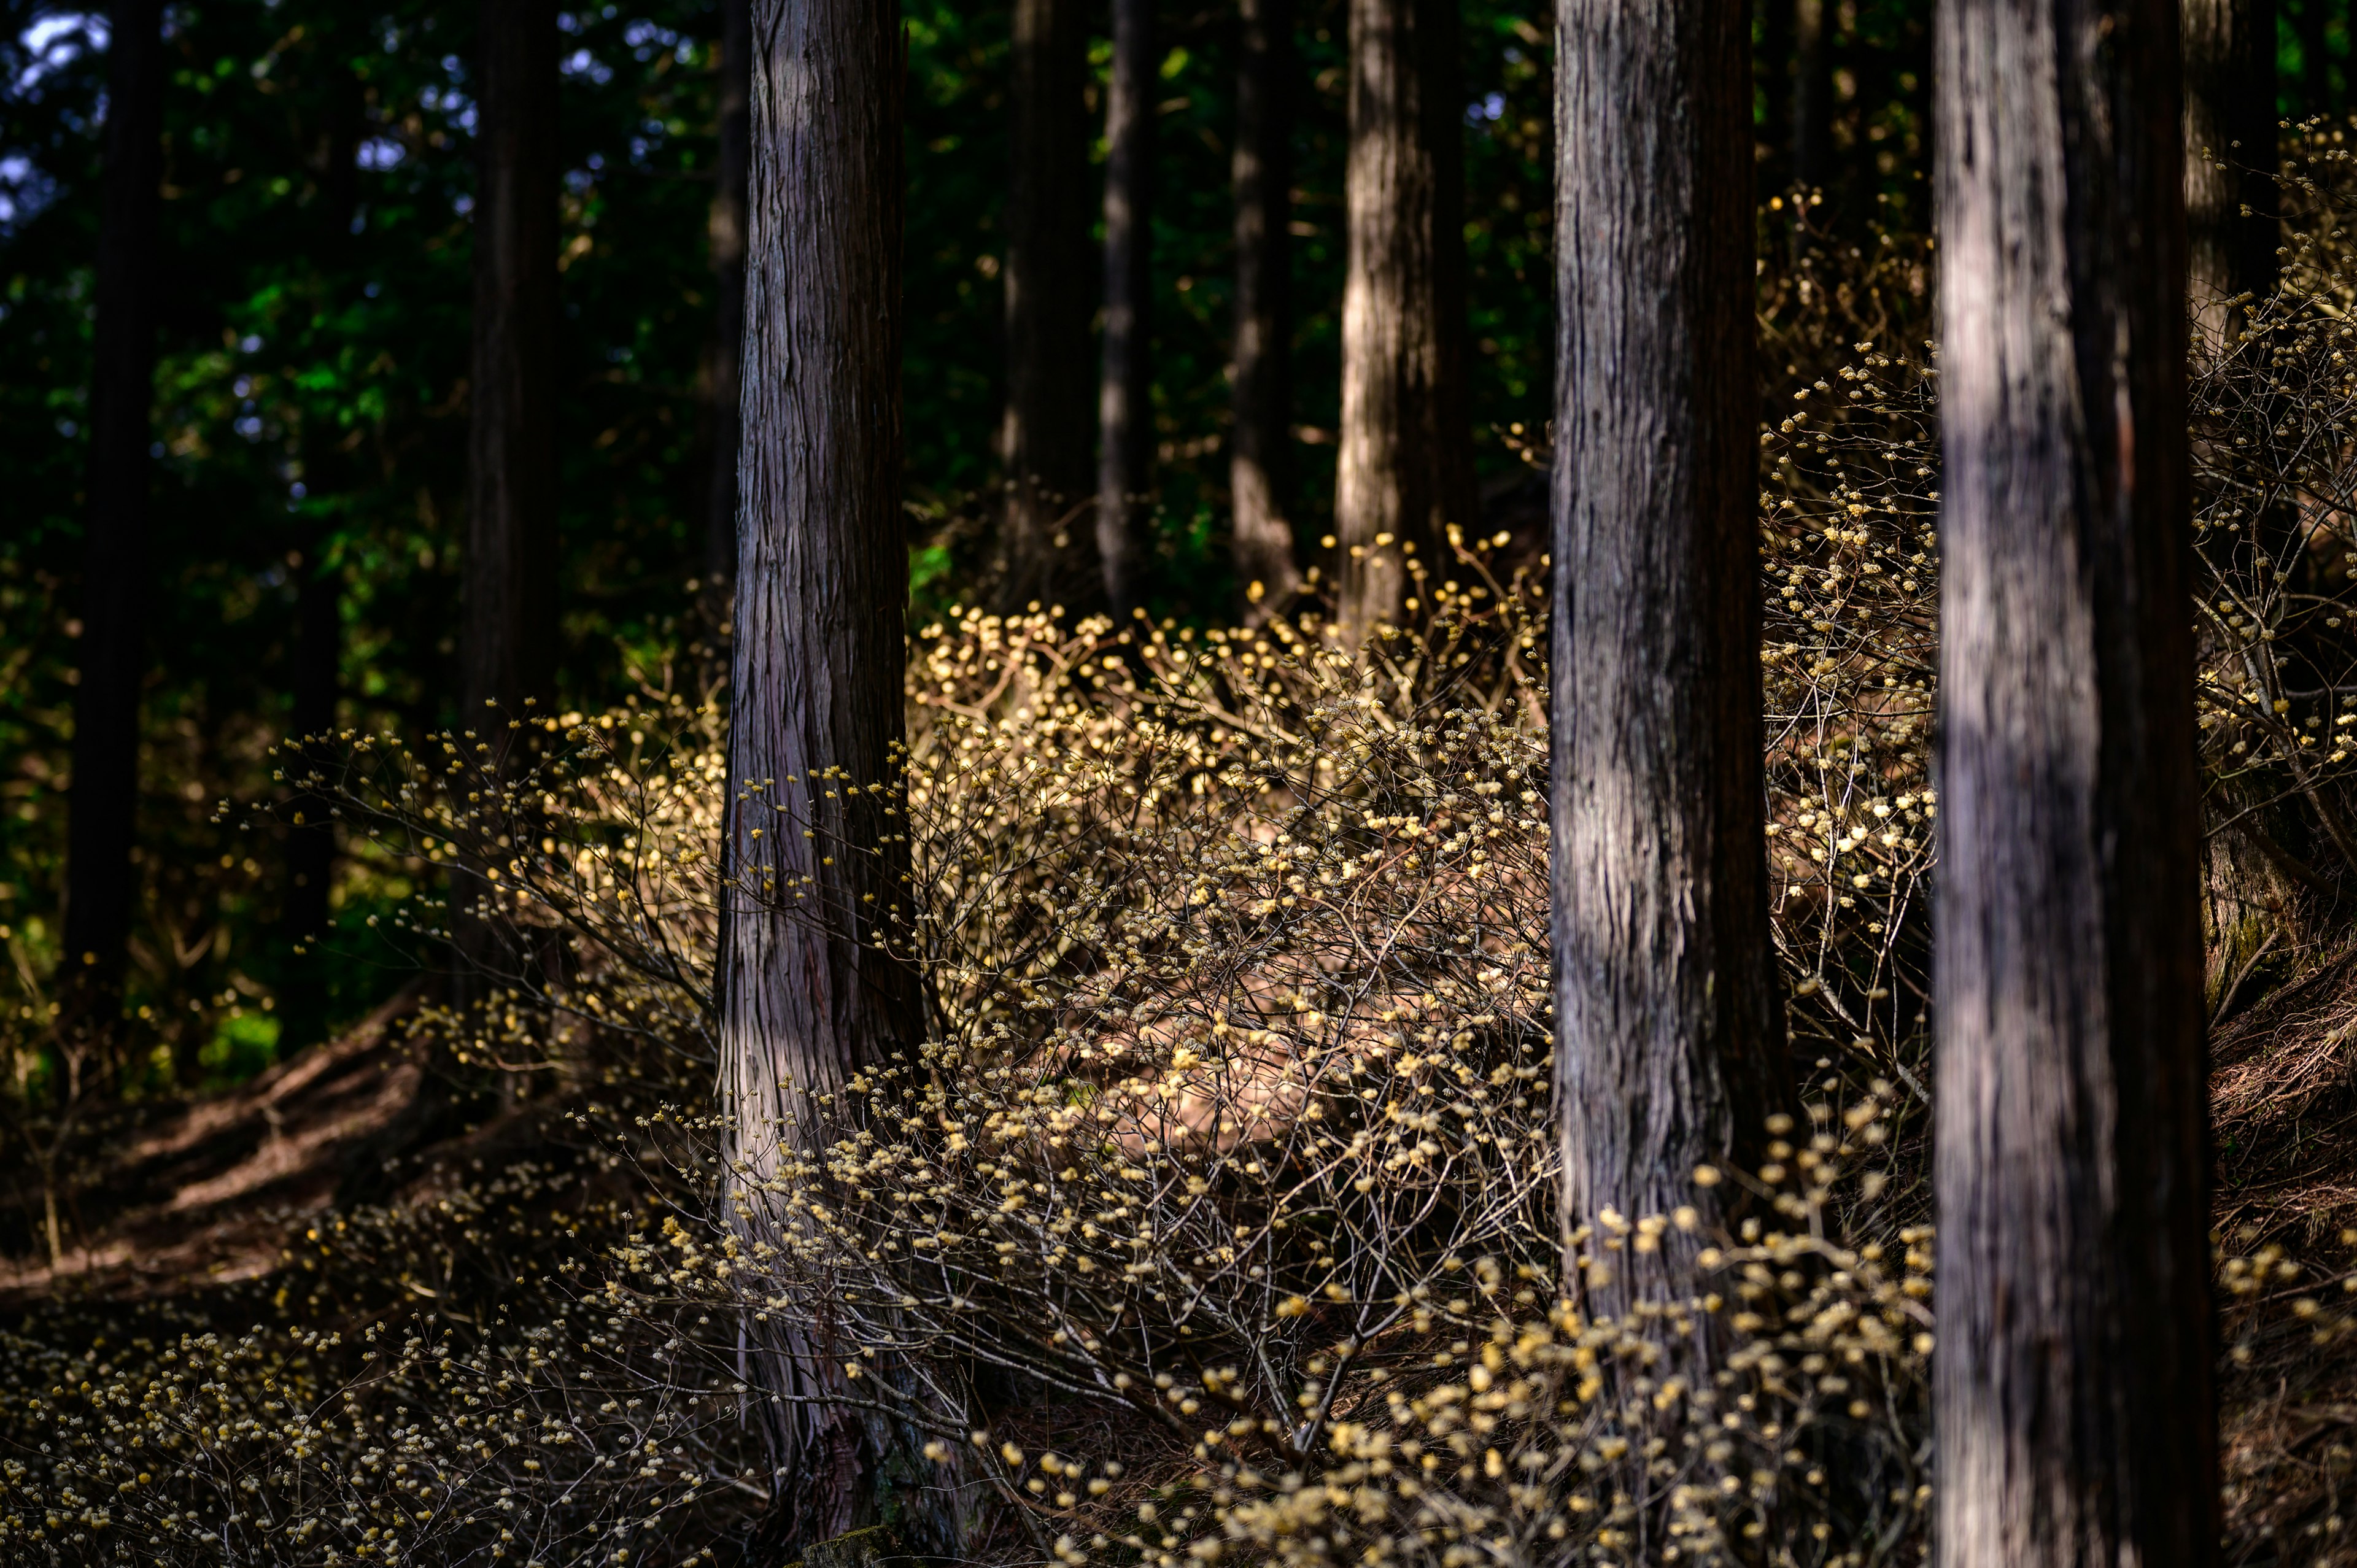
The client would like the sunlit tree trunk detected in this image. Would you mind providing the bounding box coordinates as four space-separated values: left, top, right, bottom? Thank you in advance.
1932 1 2218 1563
1002 0 1095 611
721 1 954 1552
465 0 560 722
1231 0 1300 616
699 0 751 636
1096 0 1155 618
2185 0 2277 347
1551 0 1783 1338
64 0 165 1021
1333 0 1476 640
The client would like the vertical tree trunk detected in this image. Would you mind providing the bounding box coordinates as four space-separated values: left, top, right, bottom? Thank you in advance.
1231 0 1300 616
63 0 166 1016
1551 0 1784 1331
1792 0 1835 193
2185 0 2278 347
1333 0 1476 639
466 0 560 722
1097 0 1156 619
1759 0 1797 196
2296 0 2334 114
1002 0 1095 611
722 2 949 1551
1932 1 2217 1564
699 0 752 636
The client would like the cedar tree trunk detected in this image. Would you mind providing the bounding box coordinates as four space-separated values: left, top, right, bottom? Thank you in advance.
63 0 165 1014
465 0 560 721
1002 0 1095 611
721 1 950 1551
700 0 751 633
1551 0 1784 1329
1931 0 2218 1563
1097 0 1155 619
1231 0 1301 616
2185 0 2278 347
1333 0 1476 639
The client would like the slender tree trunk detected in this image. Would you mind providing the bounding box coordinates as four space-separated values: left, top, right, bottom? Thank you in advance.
1931 1 2217 1564
722 2 951 1551
1002 0 1095 611
2185 0 2279 347
1792 0 1834 192
1097 0 1155 619
1760 0 1797 196
1333 0 1476 639
283 59 365 1051
1552 0 1784 1334
63 0 166 1017
466 0 560 722
699 0 751 638
1231 0 1300 616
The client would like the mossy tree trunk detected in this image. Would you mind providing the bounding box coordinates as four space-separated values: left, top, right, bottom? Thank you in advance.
1930 0 2218 1562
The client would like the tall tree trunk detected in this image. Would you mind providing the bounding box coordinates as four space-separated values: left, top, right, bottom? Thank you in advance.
1231 0 1299 616
722 2 951 1551
2296 0 2334 115
1097 0 1155 619
700 0 751 639
1002 0 1095 612
283 57 365 1051
1792 0 1834 193
63 0 166 1018
466 0 560 722
1552 0 1783 1335
1333 0 1476 639
1931 1 2218 1564
2185 0 2279 347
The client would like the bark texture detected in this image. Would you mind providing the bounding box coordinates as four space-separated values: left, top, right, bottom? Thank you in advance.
1231 0 1300 615
64 0 166 1008
700 0 752 630
1333 0 1476 639
1001 0 1095 611
1932 0 2218 1563
722 1 946 1550
1550 0 1783 1327
1096 0 1156 619
465 0 561 720
2184 0 2277 347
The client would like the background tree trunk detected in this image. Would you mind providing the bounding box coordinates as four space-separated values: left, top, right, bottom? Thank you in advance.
1096 0 1155 619
1333 0 1476 639
1551 0 1783 1333
1759 0 1797 197
1792 0 1834 193
63 0 166 1016
1001 0 1095 611
2185 0 2278 347
699 0 751 640
1231 0 1300 616
465 0 560 722
722 2 951 1551
2297 0 2336 115
1932 1 2218 1562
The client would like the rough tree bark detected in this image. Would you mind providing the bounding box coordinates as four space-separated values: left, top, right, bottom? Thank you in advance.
1333 0 1477 640
465 0 560 722
63 0 166 1013
1931 0 2218 1564
1096 0 1155 619
1551 0 1784 1332
721 1 951 1552
1231 0 1301 616
2185 0 2277 347
1001 0 1095 611
699 0 751 636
